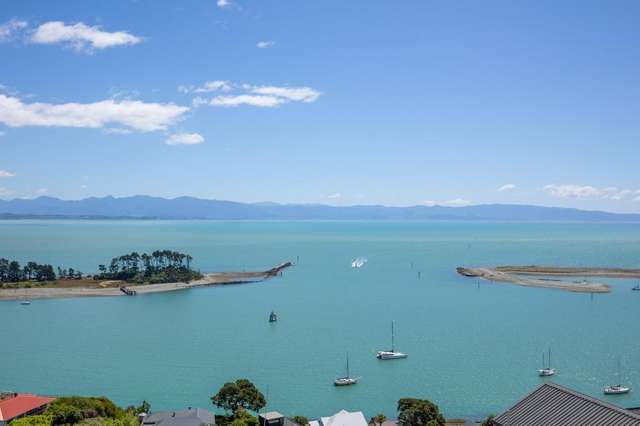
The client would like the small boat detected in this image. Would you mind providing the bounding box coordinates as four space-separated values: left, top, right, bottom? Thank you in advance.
334 353 359 386
20 300 31 305
632 282 640 291
604 385 631 395
351 257 367 268
269 311 277 323
604 358 631 395
376 321 408 360
538 348 556 377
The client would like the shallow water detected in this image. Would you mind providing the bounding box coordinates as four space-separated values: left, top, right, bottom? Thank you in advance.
1 220 639 419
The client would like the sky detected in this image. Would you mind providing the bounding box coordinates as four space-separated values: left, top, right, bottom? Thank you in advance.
1 0 639 213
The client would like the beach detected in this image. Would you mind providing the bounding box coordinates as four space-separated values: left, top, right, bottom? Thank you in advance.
0 263 292 301
456 266 616 293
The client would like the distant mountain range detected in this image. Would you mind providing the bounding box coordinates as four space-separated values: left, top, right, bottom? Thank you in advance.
0 196 638 222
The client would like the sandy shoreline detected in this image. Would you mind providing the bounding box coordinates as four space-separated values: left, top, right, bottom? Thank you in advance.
456 266 612 293
0 263 292 301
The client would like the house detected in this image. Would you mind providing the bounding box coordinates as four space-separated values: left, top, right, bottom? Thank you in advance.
258 411 302 426
309 410 368 426
142 408 215 426
0 393 56 426
492 382 640 426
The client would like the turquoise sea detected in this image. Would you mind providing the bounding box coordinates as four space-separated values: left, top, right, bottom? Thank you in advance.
1 221 639 420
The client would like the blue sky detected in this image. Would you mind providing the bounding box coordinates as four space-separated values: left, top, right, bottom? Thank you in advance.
1 0 639 212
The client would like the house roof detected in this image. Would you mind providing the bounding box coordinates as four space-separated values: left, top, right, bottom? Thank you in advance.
142 408 215 426
318 410 368 426
0 393 56 421
261 412 285 421
493 382 640 426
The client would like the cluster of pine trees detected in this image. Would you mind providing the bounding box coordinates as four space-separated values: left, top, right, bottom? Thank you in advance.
94 250 201 283
0 258 56 283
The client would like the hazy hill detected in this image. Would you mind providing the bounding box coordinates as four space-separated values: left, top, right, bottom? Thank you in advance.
1 196 639 221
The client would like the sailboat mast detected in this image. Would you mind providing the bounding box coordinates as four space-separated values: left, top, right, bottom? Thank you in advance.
346 353 350 378
391 321 395 352
542 352 545 369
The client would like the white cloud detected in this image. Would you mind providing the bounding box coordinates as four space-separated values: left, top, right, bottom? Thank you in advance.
217 0 231 8
257 40 275 49
251 86 320 103
179 81 233 94
0 19 28 41
422 198 472 207
30 21 142 52
0 170 15 177
0 94 188 132
165 132 204 145
186 81 321 108
0 187 14 198
195 80 232 93
210 94 286 108
327 193 341 199
35 187 48 194
543 184 635 201
498 183 516 192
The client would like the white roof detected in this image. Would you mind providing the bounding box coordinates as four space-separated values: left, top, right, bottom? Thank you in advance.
318 410 367 426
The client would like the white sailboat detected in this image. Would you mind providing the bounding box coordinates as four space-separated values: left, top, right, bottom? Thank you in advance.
376 321 407 360
604 358 632 395
538 348 556 377
334 353 359 386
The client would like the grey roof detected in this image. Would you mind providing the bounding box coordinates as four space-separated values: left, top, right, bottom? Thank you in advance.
493 382 640 426
143 408 215 426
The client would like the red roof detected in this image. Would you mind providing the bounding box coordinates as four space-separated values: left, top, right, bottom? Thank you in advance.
0 394 56 421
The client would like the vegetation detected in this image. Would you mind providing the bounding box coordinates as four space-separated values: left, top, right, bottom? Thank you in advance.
397 398 445 426
291 416 309 426
211 379 266 415
94 250 201 284
480 415 494 426
10 396 143 426
370 414 386 426
0 258 56 283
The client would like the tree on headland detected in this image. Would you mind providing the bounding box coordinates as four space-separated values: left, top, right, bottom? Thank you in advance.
211 379 266 414
397 398 445 426
0 258 56 283
95 250 201 284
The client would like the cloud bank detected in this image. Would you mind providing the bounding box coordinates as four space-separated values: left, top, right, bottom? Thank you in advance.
543 184 635 201
0 94 188 132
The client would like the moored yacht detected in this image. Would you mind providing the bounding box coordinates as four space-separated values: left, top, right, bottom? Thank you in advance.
604 357 631 395
376 321 407 360
538 348 556 377
603 385 631 395
334 353 359 386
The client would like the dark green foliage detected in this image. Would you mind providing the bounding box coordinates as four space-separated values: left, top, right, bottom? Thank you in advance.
9 414 53 426
291 416 309 426
481 415 494 426
211 379 266 414
0 258 56 283
47 396 122 425
94 250 200 284
397 398 445 426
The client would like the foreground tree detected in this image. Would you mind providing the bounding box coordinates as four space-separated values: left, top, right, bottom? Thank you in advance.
480 415 494 426
397 398 445 426
211 379 266 414
291 416 309 426
370 414 386 426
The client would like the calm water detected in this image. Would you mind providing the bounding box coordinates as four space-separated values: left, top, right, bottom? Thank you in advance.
1 221 639 419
